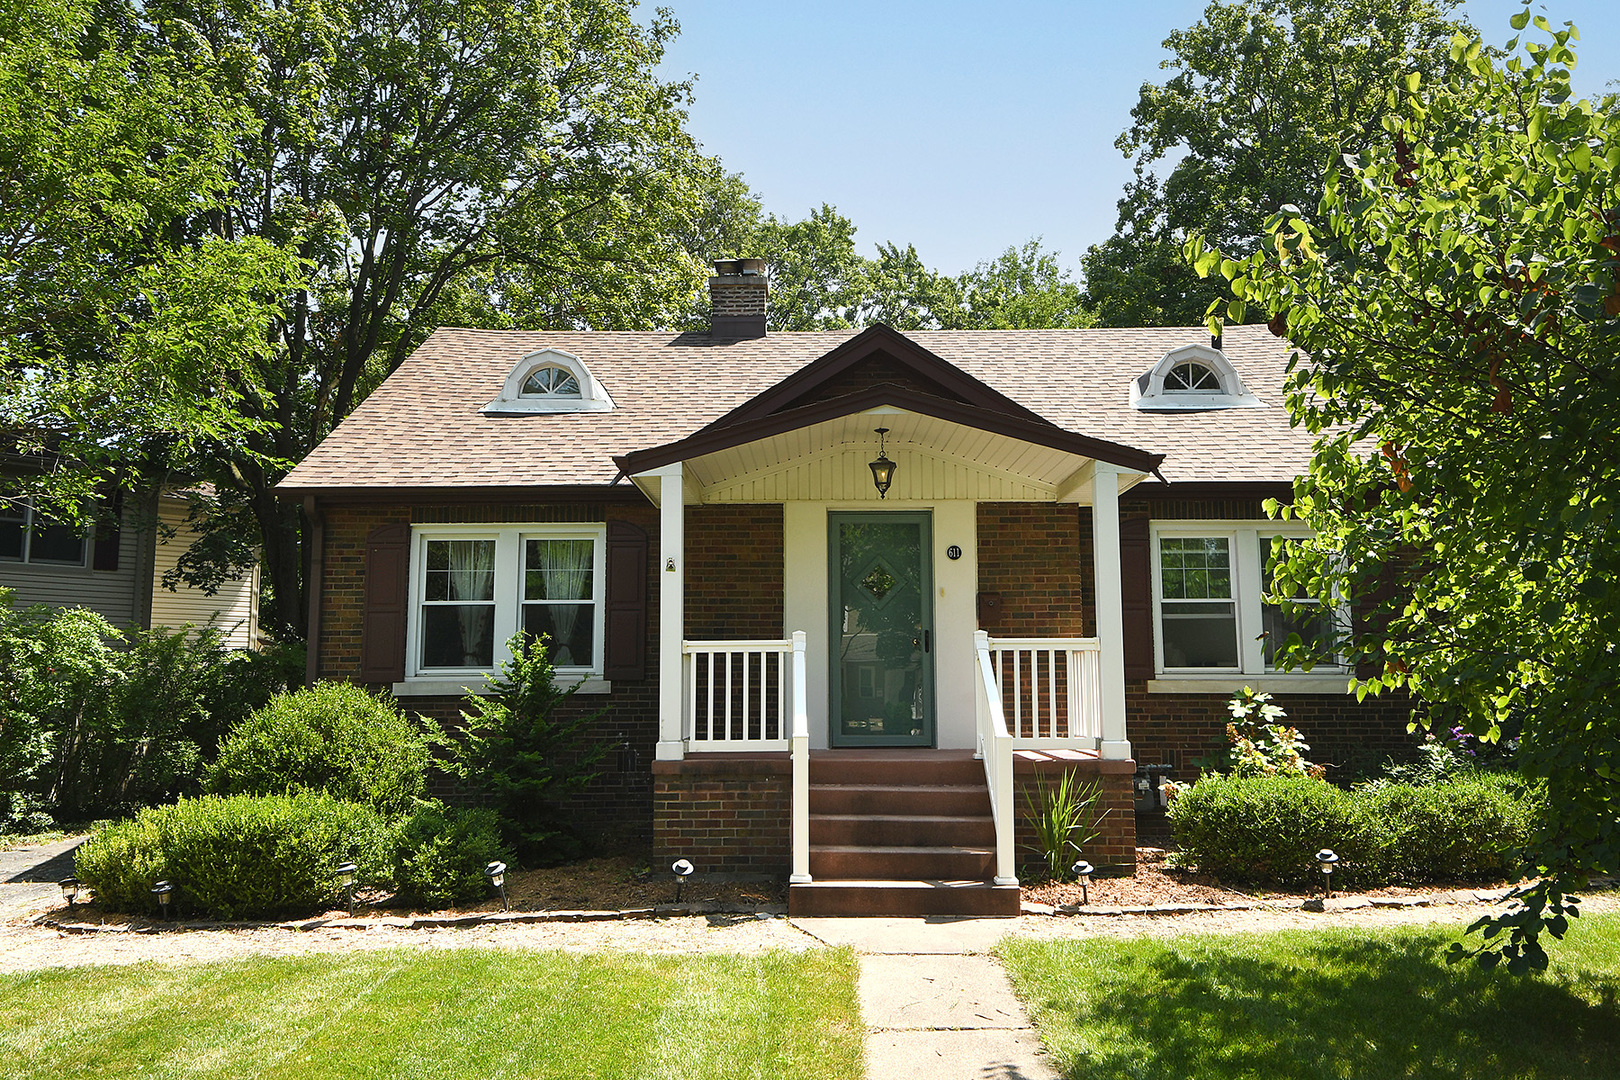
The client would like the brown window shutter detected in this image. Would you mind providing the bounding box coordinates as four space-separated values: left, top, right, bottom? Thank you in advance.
92 492 124 571
603 520 648 681
360 522 411 684
1121 514 1154 682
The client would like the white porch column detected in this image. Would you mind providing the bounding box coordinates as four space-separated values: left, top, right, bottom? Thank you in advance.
654 463 686 761
1091 461 1132 760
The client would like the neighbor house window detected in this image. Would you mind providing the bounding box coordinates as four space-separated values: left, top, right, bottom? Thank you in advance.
408 524 605 676
1152 524 1342 675
0 502 87 566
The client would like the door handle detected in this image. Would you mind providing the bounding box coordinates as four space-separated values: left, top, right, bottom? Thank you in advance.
924 630 930 653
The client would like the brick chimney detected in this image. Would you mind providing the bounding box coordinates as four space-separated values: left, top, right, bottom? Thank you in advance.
709 258 768 338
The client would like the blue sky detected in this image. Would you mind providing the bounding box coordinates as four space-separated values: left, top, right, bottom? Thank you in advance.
655 1 1620 275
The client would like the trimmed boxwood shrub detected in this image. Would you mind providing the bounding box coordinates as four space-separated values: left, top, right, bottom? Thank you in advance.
393 801 509 908
74 792 392 919
206 682 431 814
1169 775 1362 887
1169 772 1542 889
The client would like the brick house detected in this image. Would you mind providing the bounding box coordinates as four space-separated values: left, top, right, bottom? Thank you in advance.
277 261 1411 915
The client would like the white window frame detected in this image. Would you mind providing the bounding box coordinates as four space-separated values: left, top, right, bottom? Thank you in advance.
400 522 608 692
1149 521 1349 693
0 501 89 567
1131 343 1265 411
481 348 615 414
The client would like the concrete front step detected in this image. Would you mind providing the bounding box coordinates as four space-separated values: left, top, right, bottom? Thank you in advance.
810 783 991 817
789 878 1021 916
811 844 995 880
810 813 996 848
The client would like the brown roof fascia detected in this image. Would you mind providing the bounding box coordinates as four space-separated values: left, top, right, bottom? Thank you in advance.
276 484 648 506
701 323 1053 432
615 383 1165 478
1130 481 1297 502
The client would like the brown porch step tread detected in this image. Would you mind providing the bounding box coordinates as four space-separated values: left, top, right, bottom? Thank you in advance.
810 814 992 826
788 878 1020 917
810 844 994 856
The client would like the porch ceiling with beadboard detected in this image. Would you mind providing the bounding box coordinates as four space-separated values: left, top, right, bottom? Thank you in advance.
626 406 1151 505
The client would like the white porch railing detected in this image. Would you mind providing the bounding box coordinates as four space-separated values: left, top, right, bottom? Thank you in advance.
683 638 794 751
789 632 811 884
988 636 1102 749
973 630 1018 886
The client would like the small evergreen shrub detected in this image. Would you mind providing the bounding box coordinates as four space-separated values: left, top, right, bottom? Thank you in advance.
452 635 610 866
393 801 509 908
1169 772 1543 888
74 792 392 919
207 682 431 814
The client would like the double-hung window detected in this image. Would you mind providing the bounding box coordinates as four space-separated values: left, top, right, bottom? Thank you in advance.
1151 523 1342 678
0 502 87 566
408 524 605 678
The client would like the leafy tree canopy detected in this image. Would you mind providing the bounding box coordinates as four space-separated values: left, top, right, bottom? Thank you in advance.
1085 0 1469 326
0 0 298 518
119 0 727 636
1189 7 1619 973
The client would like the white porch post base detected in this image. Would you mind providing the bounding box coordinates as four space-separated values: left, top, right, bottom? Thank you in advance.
1100 740 1133 760
655 740 685 761
994 876 1019 886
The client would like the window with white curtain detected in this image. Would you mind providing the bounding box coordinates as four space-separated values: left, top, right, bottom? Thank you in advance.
409 524 605 676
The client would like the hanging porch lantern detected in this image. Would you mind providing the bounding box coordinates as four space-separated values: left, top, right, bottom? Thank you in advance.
868 427 896 499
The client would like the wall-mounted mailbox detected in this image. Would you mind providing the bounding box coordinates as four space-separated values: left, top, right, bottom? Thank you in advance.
977 591 1003 625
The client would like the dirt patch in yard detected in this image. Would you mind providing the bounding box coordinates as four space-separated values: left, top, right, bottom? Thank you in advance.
1022 848 1518 909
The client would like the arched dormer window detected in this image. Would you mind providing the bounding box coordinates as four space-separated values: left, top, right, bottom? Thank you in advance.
482 348 614 414
1132 343 1263 411
521 365 580 397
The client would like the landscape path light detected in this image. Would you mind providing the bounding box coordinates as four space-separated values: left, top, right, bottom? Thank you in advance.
59 877 82 908
1071 860 1094 906
333 861 358 917
151 880 173 921
486 861 508 911
672 858 694 904
1316 849 1340 900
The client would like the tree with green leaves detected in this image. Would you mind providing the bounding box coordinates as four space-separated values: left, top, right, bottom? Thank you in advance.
1189 8 1618 973
0 0 298 521
122 0 724 636
1085 0 1469 326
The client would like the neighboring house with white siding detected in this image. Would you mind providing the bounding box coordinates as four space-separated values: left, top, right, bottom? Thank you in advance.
0 489 259 648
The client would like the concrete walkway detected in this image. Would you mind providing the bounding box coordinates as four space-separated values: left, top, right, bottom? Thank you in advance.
793 917 1059 1080
0 837 84 923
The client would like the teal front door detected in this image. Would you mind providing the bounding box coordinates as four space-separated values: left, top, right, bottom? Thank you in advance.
829 513 934 747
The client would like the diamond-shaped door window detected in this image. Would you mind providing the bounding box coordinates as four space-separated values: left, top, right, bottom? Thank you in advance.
858 561 899 604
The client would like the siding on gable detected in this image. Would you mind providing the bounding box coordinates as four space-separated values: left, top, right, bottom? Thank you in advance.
0 510 140 626
148 498 259 649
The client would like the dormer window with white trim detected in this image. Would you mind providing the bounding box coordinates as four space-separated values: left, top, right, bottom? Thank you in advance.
483 348 614 414
1131 343 1264 411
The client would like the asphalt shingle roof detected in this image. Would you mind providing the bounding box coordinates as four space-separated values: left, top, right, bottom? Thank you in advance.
277 322 1314 492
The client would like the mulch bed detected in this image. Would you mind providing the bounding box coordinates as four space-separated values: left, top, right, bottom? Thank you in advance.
1021 848 1516 909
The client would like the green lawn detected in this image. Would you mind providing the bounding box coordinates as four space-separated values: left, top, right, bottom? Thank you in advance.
1000 913 1620 1080
0 947 864 1080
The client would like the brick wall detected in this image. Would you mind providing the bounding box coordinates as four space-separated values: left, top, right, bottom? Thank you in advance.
651 756 791 875
685 505 783 639
976 503 1089 637
1013 756 1137 873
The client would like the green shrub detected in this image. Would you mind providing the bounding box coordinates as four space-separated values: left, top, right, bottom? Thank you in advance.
1355 773 1540 882
393 801 509 908
1169 774 1361 887
452 635 610 866
1169 772 1543 888
207 682 431 814
0 589 296 822
74 792 392 919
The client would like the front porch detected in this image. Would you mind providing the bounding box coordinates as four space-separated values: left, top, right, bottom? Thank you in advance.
617 327 1157 913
